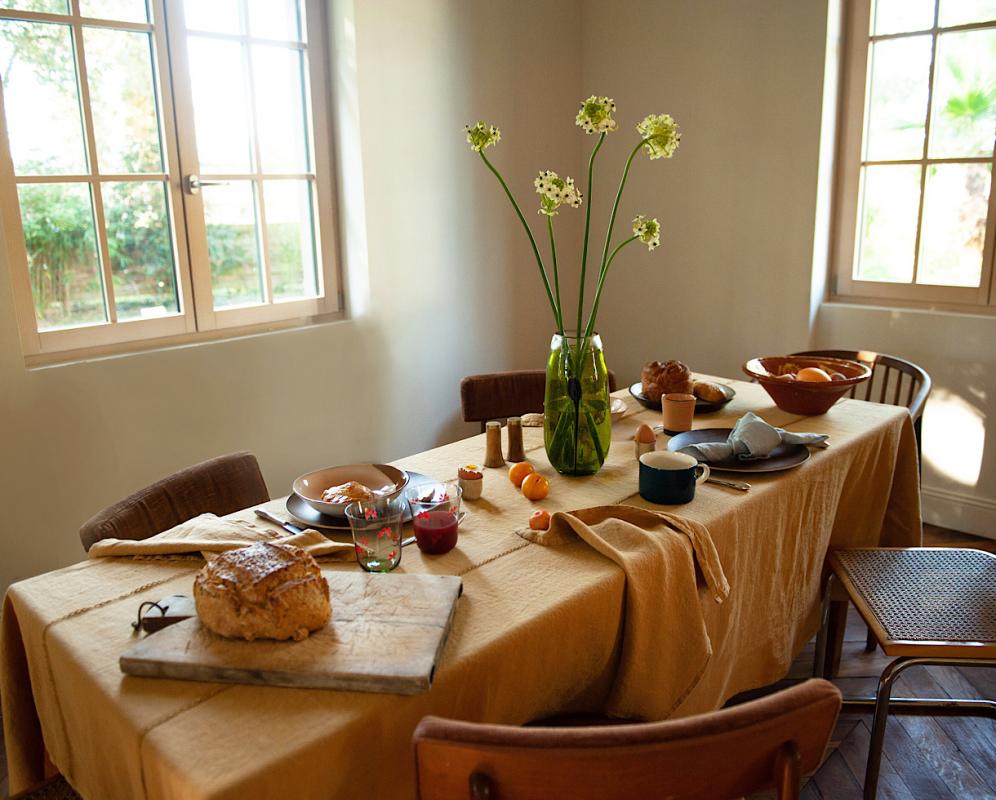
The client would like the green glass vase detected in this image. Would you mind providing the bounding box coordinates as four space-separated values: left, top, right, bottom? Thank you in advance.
544 332 611 476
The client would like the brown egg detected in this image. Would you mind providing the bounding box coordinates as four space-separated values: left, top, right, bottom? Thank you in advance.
635 423 656 444
797 366 832 382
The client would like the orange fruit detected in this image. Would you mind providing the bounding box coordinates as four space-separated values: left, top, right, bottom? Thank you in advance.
797 366 832 382
528 510 551 530
521 472 550 501
508 461 535 487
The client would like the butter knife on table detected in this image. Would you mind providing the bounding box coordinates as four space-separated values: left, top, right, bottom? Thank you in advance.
254 508 417 548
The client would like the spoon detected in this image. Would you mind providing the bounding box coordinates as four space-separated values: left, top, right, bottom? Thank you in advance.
706 476 751 492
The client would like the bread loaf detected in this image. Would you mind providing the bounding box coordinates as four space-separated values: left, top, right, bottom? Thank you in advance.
641 360 693 402
692 380 726 403
194 542 331 641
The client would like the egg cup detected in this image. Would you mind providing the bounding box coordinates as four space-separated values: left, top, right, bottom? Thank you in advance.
457 464 484 500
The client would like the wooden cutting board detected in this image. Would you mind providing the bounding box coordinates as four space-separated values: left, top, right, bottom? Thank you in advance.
120 571 462 695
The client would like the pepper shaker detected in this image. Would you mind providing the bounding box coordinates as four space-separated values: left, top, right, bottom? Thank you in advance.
483 420 505 468
506 416 525 462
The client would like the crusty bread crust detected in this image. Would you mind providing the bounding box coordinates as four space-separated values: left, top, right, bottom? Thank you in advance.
641 359 693 402
194 542 331 641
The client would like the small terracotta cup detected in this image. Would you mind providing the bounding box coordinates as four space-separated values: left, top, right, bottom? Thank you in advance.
661 392 695 433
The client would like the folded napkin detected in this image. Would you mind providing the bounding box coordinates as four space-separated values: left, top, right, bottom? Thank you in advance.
518 505 729 719
87 513 355 561
679 411 829 461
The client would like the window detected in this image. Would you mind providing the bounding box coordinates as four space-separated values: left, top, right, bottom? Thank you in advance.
0 0 339 361
833 0 996 308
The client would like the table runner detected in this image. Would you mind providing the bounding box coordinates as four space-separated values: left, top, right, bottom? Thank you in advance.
1 377 921 799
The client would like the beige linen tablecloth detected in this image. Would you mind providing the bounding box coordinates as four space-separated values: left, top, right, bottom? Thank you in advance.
1 378 921 800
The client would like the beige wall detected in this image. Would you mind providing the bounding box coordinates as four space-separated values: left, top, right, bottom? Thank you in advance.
0 0 581 593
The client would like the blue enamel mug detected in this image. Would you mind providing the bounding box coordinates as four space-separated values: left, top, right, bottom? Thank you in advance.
638 450 710 505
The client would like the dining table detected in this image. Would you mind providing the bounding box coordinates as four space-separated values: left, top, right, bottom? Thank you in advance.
0 374 922 800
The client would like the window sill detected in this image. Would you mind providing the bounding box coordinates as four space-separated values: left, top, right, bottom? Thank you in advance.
24 309 349 371
825 295 996 320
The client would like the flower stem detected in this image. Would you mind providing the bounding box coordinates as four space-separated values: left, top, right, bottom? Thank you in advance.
576 132 606 338
584 235 638 339
547 216 564 336
478 150 560 328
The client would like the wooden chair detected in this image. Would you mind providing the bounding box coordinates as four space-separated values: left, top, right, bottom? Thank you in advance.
78 452 269 551
790 350 931 457
413 679 842 800
814 548 996 800
460 369 618 432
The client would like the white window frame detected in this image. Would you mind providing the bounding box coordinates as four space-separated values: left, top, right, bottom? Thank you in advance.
832 0 996 311
0 0 341 364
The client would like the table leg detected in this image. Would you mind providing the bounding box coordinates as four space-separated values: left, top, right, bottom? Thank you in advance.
824 600 848 678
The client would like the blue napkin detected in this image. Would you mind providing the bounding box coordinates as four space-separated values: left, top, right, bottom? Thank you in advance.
679 412 829 461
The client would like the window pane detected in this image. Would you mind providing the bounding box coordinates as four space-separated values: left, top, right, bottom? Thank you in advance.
854 165 921 283
864 36 933 161
253 45 309 173
203 181 264 308
184 0 240 35
265 180 317 301
83 27 163 174
187 36 253 174
873 0 935 35
928 29 996 158
939 0 996 27
917 163 991 287
79 0 148 23
0 21 87 175
248 0 302 42
0 0 68 13
104 181 179 319
18 183 105 329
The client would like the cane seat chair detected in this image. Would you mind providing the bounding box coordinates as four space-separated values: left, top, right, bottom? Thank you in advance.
78 451 269 551
413 679 842 800
815 547 996 800
460 369 618 432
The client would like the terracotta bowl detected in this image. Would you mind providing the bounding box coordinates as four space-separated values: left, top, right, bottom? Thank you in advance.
293 463 409 516
742 356 871 415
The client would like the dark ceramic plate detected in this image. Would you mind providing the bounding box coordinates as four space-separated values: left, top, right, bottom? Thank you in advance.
286 470 437 531
628 382 736 414
666 428 810 473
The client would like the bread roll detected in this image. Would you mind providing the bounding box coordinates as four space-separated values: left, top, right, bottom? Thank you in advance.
693 380 726 403
194 542 331 641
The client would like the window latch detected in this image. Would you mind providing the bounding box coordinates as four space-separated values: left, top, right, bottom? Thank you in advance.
184 175 228 195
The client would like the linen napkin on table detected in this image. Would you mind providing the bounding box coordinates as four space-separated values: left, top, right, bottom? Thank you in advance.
86 512 355 561
679 411 829 461
518 505 729 720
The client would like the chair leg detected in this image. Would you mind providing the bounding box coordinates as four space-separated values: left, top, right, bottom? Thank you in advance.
824 600 848 677
864 657 909 800
865 625 877 653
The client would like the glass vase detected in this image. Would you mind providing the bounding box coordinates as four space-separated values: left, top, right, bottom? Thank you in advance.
544 332 611 475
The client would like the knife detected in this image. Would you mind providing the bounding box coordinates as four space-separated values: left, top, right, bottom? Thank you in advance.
254 509 417 547
706 476 751 491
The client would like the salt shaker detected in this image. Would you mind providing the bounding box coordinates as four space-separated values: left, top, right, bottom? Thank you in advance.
506 417 525 462
484 420 505 468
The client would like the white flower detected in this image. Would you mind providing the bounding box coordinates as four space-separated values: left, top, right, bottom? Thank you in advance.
575 95 617 134
636 113 681 160
534 170 582 216
465 121 501 152
632 215 661 250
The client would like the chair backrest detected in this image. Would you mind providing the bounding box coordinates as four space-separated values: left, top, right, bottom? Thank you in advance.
413 678 841 800
791 350 931 422
461 369 619 432
79 451 270 551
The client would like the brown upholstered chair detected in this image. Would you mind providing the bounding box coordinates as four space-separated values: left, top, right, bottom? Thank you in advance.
78 452 270 551
413 678 842 800
460 369 619 432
